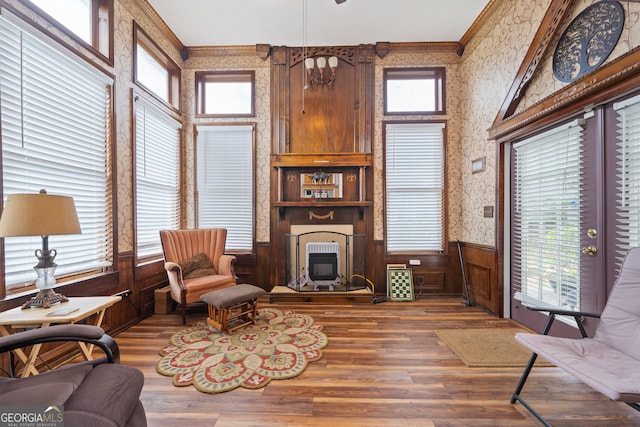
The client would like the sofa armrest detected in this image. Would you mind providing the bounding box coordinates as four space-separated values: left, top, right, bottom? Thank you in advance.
0 324 119 363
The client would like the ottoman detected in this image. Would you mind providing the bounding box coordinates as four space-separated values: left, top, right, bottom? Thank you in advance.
200 284 267 334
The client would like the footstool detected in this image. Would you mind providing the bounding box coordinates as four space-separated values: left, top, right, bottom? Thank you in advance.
200 284 267 334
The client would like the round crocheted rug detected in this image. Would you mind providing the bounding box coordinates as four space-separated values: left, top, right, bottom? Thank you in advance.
157 307 328 393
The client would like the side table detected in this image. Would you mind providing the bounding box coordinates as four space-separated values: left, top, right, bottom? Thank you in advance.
0 296 121 377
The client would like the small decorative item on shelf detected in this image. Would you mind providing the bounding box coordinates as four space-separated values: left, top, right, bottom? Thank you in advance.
311 171 328 184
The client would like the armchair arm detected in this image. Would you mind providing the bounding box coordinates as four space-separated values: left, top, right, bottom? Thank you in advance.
164 261 186 291
521 302 600 338
218 254 237 279
164 261 182 276
521 303 600 319
0 324 119 363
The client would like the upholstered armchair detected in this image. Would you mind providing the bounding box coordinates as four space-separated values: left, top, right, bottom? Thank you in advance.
0 324 146 427
159 228 237 323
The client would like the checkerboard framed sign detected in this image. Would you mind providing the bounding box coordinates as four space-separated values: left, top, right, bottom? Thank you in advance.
387 264 415 301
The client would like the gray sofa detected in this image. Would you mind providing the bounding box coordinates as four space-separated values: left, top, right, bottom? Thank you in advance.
0 323 146 427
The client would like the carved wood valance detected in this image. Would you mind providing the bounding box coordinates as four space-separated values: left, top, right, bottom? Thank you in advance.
290 46 356 67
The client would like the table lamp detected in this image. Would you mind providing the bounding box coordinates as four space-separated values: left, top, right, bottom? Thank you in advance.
0 189 81 309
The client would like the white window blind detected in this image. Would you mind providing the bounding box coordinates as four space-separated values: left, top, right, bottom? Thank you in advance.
385 122 444 252
135 97 181 259
512 121 583 310
197 126 253 251
613 94 640 266
0 10 112 289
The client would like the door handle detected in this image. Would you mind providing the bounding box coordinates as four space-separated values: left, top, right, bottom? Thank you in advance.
581 246 598 256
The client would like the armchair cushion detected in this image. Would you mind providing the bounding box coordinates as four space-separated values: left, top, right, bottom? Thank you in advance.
180 252 217 279
0 324 146 427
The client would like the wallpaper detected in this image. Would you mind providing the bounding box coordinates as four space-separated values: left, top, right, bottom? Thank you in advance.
516 0 640 114
458 0 551 246
14 0 640 252
112 0 185 252
181 56 272 243
373 52 463 242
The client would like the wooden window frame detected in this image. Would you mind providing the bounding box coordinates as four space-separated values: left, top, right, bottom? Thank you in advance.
24 0 113 65
195 71 255 118
384 67 446 116
133 22 181 112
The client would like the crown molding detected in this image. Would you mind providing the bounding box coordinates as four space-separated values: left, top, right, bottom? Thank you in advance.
459 0 502 50
135 0 184 54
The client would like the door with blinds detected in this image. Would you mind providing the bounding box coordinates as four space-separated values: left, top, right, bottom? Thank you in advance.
510 116 603 333
510 92 640 333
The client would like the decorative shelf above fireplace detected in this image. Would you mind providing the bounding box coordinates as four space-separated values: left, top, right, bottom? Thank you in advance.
271 153 372 168
273 201 372 207
273 153 372 213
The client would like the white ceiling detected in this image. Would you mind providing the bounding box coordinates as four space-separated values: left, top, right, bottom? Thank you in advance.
146 0 491 47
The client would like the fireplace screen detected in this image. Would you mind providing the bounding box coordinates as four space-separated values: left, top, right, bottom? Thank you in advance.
286 231 367 292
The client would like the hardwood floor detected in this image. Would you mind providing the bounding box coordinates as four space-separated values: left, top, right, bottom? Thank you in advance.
114 297 640 427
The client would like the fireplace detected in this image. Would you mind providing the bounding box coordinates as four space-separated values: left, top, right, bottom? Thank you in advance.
285 231 368 292
306 242 340 290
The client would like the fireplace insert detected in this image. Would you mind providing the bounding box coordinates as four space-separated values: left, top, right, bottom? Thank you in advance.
308 252 338 281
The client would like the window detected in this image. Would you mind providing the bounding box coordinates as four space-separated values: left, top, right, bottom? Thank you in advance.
384 68 445 115
512 121 583 310
26 0 112 61
134 97 181 260
0 11 113 292
197 125 254 251
385 122 445 252
196 71 255 117
134 23 180 110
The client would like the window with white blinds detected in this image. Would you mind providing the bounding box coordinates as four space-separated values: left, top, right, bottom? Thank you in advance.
613 94 640 266
197 125 254 251
0 10 113 290
512 121 583 309
134 97 181 259
385 122 445 252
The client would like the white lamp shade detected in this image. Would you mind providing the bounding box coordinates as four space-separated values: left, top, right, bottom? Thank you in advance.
328 56 338 68
0 191 81 237
304 58 315 69
316 57 327 69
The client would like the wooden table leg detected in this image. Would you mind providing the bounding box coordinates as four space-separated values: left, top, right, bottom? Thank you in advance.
0 324 46 378
76 308 107 360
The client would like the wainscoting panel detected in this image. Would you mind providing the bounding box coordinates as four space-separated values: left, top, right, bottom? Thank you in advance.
459 243 500 316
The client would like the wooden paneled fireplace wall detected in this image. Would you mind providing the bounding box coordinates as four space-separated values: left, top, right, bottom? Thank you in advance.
269 44 376 289
265 44 499 314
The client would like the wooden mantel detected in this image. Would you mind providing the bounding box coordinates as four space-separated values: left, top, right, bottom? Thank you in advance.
271 153 372 168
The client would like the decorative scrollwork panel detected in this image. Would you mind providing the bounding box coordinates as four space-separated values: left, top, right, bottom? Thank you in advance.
553 1 624 83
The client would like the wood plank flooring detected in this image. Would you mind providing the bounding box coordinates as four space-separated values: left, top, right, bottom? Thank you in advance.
114 297 640 427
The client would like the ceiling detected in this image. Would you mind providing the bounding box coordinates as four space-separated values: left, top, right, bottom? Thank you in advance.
146 0 491 48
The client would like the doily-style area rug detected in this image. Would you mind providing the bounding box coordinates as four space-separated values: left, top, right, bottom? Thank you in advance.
157 307 328 393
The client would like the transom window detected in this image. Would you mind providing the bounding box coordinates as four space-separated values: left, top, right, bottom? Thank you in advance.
196 71 255 117
384 68 445 115
134 22 180 110
26 0 112 61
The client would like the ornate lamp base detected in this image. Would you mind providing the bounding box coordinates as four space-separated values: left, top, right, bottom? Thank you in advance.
22 289 69 309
